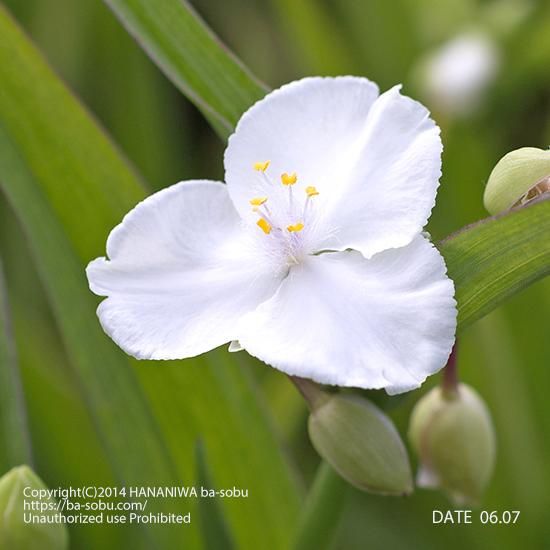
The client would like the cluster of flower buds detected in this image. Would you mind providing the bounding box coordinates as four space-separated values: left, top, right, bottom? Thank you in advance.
303 379 496 504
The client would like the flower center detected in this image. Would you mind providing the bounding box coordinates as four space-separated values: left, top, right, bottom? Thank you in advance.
249 161 320 264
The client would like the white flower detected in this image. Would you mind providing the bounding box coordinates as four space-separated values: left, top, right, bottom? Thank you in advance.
421 32 500 116
87 77 456 395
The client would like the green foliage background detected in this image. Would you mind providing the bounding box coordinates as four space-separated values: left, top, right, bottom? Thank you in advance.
0 0 549 548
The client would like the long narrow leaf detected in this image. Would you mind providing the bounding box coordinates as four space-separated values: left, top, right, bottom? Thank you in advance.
440 197 550 330
0 125 184 550
0 258 33 472
0 7 191 547
194 440 235 550
104 0 268 138
269 0 356 74
0 6 301 548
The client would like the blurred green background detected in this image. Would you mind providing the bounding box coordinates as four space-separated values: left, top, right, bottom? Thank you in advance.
0 0 549 548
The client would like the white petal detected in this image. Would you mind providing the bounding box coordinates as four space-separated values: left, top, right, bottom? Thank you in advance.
224 76 380 222
225 77 442 259
87 180 282 360
237 236 456 394
318 85 443 258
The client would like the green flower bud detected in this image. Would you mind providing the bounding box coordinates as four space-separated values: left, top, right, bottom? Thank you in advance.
408 384 496 504
483 147 550 214
308 393 413 496
0 465 69 550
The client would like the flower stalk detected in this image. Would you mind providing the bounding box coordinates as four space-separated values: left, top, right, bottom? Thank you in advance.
441 342 459 397
289 376 329 411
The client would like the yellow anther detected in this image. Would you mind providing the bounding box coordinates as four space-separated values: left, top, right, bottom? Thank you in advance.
287 222 304 233
249 197 268 206
257 218 272 234
281 172 298 185
254 160 270 172
305 186 319 197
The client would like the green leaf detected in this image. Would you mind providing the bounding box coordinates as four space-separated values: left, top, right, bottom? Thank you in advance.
0 3 174 489
0 120 181 550
194 440 235 550
291 462 349 550
440 197 550 330
0 260 33 472
333 0 419 87
140 352 303 549
0 5 300 548
269 0 356 75
103 0 268 138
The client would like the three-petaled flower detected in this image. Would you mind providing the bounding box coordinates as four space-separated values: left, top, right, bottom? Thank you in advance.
87 77 457 395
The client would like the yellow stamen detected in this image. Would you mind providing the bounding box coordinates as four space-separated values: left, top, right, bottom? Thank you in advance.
257 218 272 234
281 172 298 185
305 186 319 197
249 197 268 206
254 160 270 172
287 222 304 233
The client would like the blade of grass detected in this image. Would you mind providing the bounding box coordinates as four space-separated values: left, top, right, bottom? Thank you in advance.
0 258 33 472
195 440 236 550
0 6 190 547
1 194 126 548
291 462 348 550
103 0 268 138
0 124 185 550
440 196 550 330
0 6 302 548
140 352 303 549
332 0 419 87
269 0 356 75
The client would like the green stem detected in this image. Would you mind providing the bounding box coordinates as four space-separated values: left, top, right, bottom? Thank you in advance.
291 461 349 550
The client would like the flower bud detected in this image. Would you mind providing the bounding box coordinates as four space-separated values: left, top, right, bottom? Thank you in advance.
408 384 496 504
0 465 69 550
483 147 550 214
417 31 500 117
308 393 413 495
